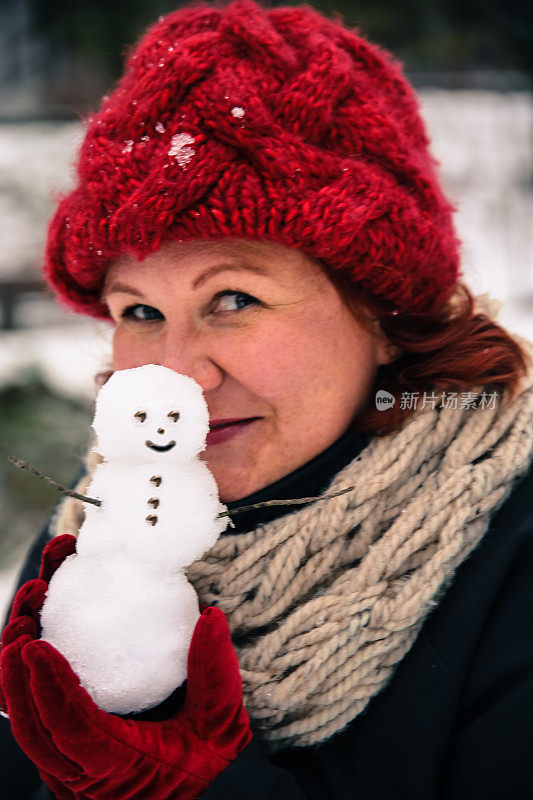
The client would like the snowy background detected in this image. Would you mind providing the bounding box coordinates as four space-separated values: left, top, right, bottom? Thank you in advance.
1 88 532 622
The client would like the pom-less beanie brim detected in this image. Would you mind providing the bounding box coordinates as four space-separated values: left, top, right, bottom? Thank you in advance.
44 0 460 319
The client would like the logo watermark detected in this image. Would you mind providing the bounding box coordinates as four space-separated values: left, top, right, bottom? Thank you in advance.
375 390 498 411
375 390 396 410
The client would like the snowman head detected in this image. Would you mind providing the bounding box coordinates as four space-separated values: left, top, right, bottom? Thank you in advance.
92 366 209 463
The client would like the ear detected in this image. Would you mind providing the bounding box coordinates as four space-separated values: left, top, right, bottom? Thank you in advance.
379 340 403 366
370 319 403 367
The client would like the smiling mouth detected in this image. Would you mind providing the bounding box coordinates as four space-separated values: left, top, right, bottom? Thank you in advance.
145 440 176 452
209 417 261 429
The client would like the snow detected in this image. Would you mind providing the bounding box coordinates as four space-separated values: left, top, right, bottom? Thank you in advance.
0 569 17 625
417 90 533 338
0 322 113 401
41 553 200 714
92 365 211 466
168 132 195 167
40 366 228 714
0 121 83 279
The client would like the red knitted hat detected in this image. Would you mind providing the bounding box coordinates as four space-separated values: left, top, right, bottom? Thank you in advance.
44 0 461 319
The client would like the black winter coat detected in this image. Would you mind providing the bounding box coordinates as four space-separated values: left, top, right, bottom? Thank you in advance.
2 427 533 799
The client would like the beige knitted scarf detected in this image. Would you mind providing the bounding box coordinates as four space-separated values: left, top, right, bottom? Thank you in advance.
52 334 533 753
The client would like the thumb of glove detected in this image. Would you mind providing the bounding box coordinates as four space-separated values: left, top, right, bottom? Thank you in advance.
184 607 251 757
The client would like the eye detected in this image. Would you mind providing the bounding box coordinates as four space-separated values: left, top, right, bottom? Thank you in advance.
167 411 180 422
211 291 259 313
120 304 164 322
134 411 147 422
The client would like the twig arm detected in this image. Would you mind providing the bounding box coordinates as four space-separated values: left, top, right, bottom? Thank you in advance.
218 485 354 518
7 457 102 507
8 456 354 517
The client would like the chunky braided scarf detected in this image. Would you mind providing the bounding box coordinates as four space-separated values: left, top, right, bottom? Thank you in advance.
53 337 533 752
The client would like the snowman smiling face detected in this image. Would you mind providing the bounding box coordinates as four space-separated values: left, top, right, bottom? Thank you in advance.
134 409 178 452
92 366 209 464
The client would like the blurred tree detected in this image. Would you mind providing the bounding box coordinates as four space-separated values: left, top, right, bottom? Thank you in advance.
32 0 533 72
0 373 91 571
319 0 533 74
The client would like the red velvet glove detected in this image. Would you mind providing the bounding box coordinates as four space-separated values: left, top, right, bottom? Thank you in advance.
0 534 252 800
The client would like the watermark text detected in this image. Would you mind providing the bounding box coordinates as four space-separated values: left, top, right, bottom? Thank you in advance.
375 390 499 411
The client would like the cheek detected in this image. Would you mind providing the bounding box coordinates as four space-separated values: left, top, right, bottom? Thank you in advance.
248 311 377 420
221 317 343 411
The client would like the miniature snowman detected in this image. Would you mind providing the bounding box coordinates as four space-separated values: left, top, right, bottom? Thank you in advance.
40 365 229 714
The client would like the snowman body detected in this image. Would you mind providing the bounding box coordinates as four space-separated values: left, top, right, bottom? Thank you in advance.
77 459 224 570
40 365 228 714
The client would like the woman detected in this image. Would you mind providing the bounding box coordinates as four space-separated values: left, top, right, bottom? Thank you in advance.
1 1 533 798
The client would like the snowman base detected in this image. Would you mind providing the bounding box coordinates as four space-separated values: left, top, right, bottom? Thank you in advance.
40 552 200 715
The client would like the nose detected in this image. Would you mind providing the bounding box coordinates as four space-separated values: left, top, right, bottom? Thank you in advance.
157 428 165 435
158 324 224 392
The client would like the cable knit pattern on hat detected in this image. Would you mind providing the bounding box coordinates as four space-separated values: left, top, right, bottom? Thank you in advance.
44 0 460 318
53 336 533 750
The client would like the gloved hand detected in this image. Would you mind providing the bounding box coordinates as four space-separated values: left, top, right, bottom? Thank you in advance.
0 534 252 800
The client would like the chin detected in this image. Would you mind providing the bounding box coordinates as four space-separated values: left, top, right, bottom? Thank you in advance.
217 478 254 504
202 442 280 502
212 467 261 503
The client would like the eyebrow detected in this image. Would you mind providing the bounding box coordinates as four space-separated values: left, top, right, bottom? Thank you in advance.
104 263 268 298
192 263 267 289
104 282 147 298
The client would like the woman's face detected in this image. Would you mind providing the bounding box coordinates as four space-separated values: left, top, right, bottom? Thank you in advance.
103 239 394 502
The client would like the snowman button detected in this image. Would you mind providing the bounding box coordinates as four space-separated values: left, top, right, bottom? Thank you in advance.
150 475 162 487
148 497 159 509
146 515 158 526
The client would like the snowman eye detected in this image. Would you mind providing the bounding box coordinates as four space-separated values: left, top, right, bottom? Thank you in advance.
167 411 180 422
134 411 147 422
